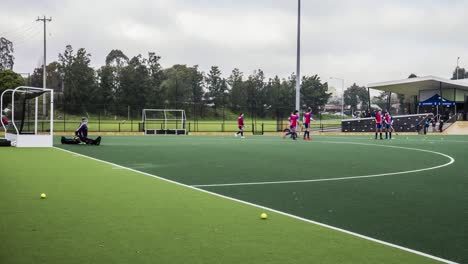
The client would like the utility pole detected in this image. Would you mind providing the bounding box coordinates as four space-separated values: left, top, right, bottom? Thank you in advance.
295 0 301 112
36 16 52 117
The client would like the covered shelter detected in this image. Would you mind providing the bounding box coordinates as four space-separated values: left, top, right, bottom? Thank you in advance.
368 76 468 120
418 94 456 106
418 94 455 116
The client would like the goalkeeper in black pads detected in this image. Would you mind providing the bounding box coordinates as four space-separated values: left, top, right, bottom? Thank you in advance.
61 117 101 145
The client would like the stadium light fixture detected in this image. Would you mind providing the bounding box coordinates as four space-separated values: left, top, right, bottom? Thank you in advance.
295 0 301 112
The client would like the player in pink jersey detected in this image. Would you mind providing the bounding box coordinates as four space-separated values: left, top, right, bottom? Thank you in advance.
375 110 383 140
384 111 393 140
303 108 313 140
283 110 299 140
234 113 245 138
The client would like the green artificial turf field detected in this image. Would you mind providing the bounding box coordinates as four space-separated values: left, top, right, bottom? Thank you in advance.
1 135 467 263
38 119 342 132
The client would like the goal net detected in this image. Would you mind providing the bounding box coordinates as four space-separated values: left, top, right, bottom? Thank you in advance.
142 109 186 135
1 86 54 147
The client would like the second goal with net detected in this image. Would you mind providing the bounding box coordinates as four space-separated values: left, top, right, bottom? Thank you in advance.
141 109 187 135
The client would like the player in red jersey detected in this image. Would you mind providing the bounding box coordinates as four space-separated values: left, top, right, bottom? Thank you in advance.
1 115 8 126
384 111 393 140
234 113 245 138
284 110 299 140
303 108 313 140
283 112 293 139
375 110 383 140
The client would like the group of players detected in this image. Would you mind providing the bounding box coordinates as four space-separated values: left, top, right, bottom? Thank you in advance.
282 108 314 141
374 110 394 140
235 108 314 141
64 109 392 144
235 108 394 140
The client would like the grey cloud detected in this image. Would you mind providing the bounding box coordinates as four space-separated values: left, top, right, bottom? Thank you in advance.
1 0 467 88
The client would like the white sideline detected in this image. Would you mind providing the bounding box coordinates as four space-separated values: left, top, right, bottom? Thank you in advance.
193 141 456 187
314 136 468 144
54 147 458 264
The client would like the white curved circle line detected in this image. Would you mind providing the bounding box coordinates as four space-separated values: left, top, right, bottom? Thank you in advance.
192 141 455 188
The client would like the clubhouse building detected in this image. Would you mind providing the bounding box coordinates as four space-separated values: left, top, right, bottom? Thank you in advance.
368 76 468 120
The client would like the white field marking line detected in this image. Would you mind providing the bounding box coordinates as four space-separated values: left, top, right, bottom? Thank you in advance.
192 141 455 188
315 135 468 144
190 135 468 145
53 147 458 264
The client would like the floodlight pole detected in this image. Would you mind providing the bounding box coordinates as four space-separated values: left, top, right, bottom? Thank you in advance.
456 57 460 80
36 16 52 117
295 0 301 112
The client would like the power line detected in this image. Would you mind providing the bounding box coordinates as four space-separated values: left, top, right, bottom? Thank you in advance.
6 26 42 45
10 30 42 48
0 21 35 36
1 24 37 40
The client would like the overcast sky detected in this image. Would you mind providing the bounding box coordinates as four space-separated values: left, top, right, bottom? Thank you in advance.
1 0 467 89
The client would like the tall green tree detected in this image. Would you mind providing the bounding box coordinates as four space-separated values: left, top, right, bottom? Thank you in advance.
228 68 245 113
280 75 296 114
300 75 331 114
96 66 116 112
0 69 25 106
263 75 295 118
264 76 282 117
0 37 14 70
205 66 226 116
451 67 468 80
343 83 369 112
30 62 62 92
184 65 204 118
244 70 265 118
372 92 389 111
147 52 165 108
59 45 97 113
105 49 129 67
95 50 130 114
117 55 152 115
160 64 203 110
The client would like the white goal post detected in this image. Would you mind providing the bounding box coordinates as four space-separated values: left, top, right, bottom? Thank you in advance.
1 86 54 147
142 109 187 135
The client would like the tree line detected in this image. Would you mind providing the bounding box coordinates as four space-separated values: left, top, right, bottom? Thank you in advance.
23 46 331 119
1 44 466 119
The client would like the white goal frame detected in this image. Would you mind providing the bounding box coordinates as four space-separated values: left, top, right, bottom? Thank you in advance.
142 109 186 135
1 86 54 147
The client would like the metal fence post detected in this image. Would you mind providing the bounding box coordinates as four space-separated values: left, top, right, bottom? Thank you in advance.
319 112 322 132
63 106 66 132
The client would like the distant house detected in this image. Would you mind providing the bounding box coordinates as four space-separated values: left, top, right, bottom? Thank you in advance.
324 105 342 113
